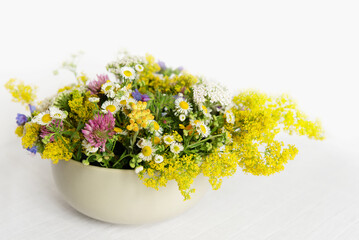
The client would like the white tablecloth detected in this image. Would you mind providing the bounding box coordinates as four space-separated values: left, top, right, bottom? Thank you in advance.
1 136 358 240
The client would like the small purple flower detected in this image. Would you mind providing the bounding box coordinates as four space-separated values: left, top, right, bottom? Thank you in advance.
26 146 37 154
16 113 28 126
157 60 167 71
88 74 109 94
29 104 36 114
82 112 115 151
132 89 151 102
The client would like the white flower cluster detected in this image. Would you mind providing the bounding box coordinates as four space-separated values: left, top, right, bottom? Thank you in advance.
192 80 232 109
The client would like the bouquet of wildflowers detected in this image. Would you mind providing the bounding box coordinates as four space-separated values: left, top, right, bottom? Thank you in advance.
5 53 324 200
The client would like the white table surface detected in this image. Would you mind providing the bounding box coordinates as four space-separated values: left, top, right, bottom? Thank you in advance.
1 136 358 240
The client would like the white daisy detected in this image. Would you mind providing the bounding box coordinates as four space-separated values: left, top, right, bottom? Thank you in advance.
154 155 164 164
197 122 210 138
32 111 52 125
135 166 144 174
174 98 192 116
190 119 203 128
135 64 144 72
101 81 116 98
225 110 235 124
102 100 121 114
49 106 67 120
114 127 128 136
138 140 155 161
88 97 100 103
82 140 99 155
179 114 186 122
120 66 136 80
163 135 175 145
199 104 211 118
125 97 138 110
170 142 184 154
148 120 163 136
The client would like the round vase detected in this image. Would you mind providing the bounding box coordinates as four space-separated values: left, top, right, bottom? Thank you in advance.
51 159 209 224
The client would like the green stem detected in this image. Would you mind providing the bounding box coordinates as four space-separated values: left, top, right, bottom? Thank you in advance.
186 134 223 149
113 154 131 168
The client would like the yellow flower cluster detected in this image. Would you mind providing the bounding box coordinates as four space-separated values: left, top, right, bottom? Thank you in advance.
21 122 41 149
5 79 37 106
229 90 323 176
201 146 239 190
42 137 73 164
126 101 154 131
139 154 200 200
15 126 24 137
138 55 197 94
172 130 183 142
68 90 96 122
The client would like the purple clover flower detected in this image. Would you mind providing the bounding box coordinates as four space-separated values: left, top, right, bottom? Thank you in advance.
16 113 28 126
132 89 151 102
26 146 37 154
82 112 115 151
88 74 109 94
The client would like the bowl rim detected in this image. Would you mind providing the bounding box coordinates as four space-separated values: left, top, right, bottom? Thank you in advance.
60 159 136 173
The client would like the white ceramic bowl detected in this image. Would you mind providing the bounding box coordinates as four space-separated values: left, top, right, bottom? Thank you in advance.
51 159 209 224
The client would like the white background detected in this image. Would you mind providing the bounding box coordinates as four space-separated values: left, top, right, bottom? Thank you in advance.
0 0 358 239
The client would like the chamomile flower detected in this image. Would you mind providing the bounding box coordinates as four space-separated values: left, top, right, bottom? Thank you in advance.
114 127 128 136
49 106 67 120
32 111 52 125
175 98 192 116
197 122 210 138
148 120 163 136
190 119 203 128
170 142 184 154
101 100 121 114
82 139 99 155
135 64 144 72
199 104 211 118
163 135 175 145
135 166 144 174
138 139 155 161
125 97 138 110
179 114 186 122
117 96 128 109
88 97 100 103
225 110 235 124
120 66 136 80
154 155 164 164
101 81 116 98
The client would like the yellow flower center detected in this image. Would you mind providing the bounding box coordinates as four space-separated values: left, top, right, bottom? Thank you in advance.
42 114 52 123
120 100 127 105
200 125 207 134
202 105 208 114
153 122 160 131
194 120 200 125
123 70 133 77
105 85 112 91
153 137 161 144
165 137 173 143
173 145 180 152
114 127 122 133
106 105 116 113
142 146 152 157
179 101 189 110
